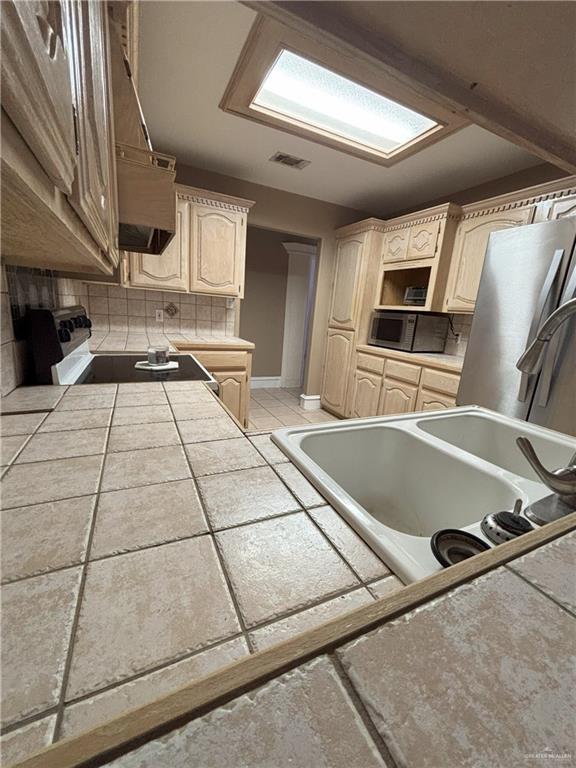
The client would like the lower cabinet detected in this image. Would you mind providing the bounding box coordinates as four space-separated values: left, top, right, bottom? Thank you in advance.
176 346 252 428
349 369 382 418
214 371 247 425
415 388 457 412
321 328 355 417
379 378 418 415
344 349 461 420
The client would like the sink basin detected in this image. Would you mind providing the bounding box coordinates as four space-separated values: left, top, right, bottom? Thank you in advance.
417 412 575 482
300 426 518 536
272 406 576 583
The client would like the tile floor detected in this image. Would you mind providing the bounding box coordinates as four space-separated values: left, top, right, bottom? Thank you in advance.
0 382 404 764
248 387 338 430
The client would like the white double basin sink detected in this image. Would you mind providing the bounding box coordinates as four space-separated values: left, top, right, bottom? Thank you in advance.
272 407 576 583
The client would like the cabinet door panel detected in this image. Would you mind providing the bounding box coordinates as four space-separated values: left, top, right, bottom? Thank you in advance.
379 379 418 416
445 208 533 312
190 205 245 296
1 0 77 193
349 370 382 418
550 197 576 220
382 230 409 263
446 208 533 312
68 0 118 264
329 236 365 328
215 371 247 426
129 198 189 291
321 329 354 415
415 389 456 412
406 219 440 260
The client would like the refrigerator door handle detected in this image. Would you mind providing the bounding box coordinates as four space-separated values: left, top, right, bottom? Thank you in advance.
517 248 565 402
537 261 576 407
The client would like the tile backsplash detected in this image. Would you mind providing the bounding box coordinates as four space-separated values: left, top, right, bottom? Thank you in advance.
445 313 473 356
85 284 237 336
0 265 238 395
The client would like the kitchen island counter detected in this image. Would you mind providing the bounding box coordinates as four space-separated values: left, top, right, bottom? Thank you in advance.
0 381 397 765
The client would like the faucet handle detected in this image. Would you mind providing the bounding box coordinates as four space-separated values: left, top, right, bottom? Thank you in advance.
516 437 576 509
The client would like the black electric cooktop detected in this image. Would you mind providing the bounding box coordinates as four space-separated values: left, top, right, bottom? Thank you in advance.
76 354 214 385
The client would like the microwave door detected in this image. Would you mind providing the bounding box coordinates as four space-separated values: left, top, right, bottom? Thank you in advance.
371 315 406 349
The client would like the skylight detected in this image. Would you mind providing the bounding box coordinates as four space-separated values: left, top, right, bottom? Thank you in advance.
251 50 438 155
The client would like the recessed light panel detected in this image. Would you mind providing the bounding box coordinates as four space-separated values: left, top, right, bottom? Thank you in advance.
252 50 438 155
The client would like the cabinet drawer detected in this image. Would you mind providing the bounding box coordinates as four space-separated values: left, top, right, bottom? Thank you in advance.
356 352 385 374
406 219 441 260
421 367 460 396
193 350 247 371
384 359 421 385
416 389 456 412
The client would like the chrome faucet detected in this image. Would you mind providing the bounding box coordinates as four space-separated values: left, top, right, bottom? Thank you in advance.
516 437 576 509
516 297 576 374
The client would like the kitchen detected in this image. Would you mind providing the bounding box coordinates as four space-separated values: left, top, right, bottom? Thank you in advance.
1 2 575 767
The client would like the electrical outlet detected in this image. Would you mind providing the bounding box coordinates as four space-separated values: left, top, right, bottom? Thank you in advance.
155 309 164 322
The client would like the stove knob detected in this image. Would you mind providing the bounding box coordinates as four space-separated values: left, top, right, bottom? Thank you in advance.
58 328 71 343
64 319 74 332
72 316 83 328
84 316 92 329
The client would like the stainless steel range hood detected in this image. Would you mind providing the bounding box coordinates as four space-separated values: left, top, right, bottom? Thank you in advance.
109 9 176 254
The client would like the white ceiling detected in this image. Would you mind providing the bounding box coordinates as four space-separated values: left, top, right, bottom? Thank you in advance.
138 1 544 216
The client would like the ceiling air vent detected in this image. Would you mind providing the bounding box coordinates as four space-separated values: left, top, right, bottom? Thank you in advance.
269 151 311 170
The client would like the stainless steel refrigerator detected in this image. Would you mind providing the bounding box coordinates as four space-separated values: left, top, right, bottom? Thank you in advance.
457 217 576 436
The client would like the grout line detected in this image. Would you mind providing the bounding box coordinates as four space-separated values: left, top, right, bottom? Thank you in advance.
261 455 372 587
247 582 374 638
0 706 60 738
50 385 119 744
503 564 576 619
1 504 385 588
58 631 247 712
329 652 400 768
164 389 257 656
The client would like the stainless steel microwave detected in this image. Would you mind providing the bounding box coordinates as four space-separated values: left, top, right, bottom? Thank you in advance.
369 310 449 352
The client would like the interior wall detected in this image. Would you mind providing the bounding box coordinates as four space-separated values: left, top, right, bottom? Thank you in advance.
176 163 368 394
239 228 289 378
280 243 317 388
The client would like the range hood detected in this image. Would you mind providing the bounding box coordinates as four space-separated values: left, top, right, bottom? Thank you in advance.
109 9 176 254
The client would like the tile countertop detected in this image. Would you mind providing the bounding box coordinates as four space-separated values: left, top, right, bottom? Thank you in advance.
356 344 464 372
99 533 575 768
0 381 401 765
88 333 255 353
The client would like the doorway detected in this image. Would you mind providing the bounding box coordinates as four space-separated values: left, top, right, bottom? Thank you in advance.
239 226 317 391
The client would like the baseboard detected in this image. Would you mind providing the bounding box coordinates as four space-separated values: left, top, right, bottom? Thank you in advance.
280 377 302 388
299 394 321 411
250 377 282 389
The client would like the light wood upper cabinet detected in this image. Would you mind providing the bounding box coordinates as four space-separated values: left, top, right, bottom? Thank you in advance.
321 329 355 416
382 230 409 263
1 0 77 194
68 0 118 265
328 235 366 329
444 207 534 312
126 187 254 296
379 378 418 416
349 369 382 418
406 219 441 260
190 205 246 297
129 197 190 291
549 196 576 220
